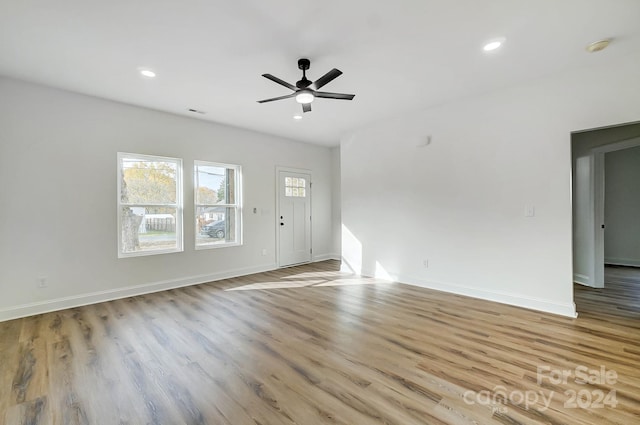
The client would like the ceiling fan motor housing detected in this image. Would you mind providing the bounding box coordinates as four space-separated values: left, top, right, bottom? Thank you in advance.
296 79 311 89
297 58 311 70
296 59 312 88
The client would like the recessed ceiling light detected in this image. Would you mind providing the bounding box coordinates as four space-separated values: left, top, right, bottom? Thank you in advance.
586 39 611 53
293 114 303 120
483 38 505 52
139 69 156 78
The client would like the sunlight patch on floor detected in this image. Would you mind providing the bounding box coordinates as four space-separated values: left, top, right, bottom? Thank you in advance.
225 277 387 291
313 279 385 287
225 281 319 291
281 271 341 279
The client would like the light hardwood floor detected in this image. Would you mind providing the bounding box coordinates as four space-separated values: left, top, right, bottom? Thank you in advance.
1 261 639 424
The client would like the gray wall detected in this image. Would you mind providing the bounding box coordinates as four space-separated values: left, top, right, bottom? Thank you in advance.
605 146 640 266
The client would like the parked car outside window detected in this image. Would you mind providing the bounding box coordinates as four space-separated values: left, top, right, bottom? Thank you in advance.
200 220 225 239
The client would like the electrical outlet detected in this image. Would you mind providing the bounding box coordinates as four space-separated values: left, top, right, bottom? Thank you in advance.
262 248 267 256
37 275 48 288
423 259 429 268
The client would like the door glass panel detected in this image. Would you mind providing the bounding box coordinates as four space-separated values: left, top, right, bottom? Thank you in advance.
285 177 307 197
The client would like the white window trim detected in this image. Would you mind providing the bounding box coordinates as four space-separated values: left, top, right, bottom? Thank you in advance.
194 160 243 250
117 152 184 258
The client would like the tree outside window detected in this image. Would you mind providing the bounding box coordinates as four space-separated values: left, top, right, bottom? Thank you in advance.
118 153 183 257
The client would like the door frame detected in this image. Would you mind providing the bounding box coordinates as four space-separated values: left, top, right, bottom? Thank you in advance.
585 136 640 287
275 166 313 267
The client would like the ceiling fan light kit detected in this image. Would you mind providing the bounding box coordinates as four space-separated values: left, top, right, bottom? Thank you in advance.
257 58 355 113
295 90 314 104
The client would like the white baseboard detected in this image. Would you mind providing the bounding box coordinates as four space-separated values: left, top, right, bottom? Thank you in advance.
360 270 577 318
604 257 640 267
0 263 278 322
573 273 590 286
313 253 341 262
0 259 578 321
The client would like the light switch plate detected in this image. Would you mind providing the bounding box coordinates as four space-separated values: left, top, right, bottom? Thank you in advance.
524 205 535 217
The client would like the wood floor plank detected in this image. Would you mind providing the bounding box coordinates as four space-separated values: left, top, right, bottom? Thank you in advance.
0 319 24 421
4 396 50 425
47 335 91 425
1 261 640 424
10 337 48 406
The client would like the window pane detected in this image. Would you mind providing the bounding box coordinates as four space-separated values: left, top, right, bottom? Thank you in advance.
196 206 237 246
194 160 241 249
195 164 227 204
284 176 307 197
118 153 182 257
121 159 177 204
121 206 178 253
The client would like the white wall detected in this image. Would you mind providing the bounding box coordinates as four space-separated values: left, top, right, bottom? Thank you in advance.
572 155 596 286
0 77 335 320
341 52 640 317
330 147 342 256
604 146 640 266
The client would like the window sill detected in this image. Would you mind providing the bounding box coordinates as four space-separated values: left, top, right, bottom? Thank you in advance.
195 242 243 251
118 247 183 258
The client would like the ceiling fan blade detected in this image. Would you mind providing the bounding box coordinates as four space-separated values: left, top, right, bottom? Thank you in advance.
311 68 342 90
314 91 355 100
262 74 296 91
257 93 296 103
302 103 311 113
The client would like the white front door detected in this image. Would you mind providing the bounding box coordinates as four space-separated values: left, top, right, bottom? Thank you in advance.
277 170 311 267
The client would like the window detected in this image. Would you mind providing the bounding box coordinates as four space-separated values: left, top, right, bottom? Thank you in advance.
117 153 183 257
285 176 307 197
195 161 241 248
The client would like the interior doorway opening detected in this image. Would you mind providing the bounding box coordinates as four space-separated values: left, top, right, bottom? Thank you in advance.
571 122 640 306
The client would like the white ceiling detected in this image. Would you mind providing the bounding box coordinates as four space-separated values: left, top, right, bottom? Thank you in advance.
1 0 639 146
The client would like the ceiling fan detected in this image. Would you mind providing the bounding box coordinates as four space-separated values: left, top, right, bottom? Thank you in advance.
257 58 355 113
